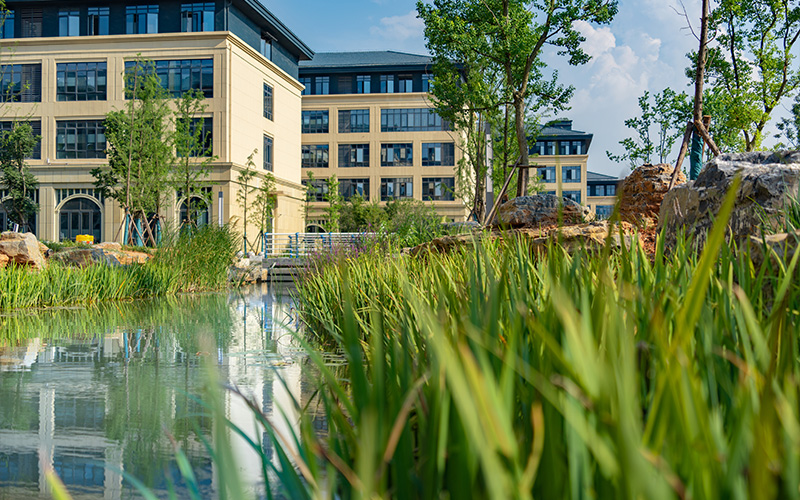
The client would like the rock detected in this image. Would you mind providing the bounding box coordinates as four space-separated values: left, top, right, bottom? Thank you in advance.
749 230 800 270
658 151 800 251
95 242 122 252
0 253 9 268
619 163 685 224
38 241 52 258
493 194 593 228
0 232 47 269
50 247 150 267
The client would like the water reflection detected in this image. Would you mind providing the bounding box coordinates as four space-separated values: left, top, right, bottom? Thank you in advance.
0 284 313 499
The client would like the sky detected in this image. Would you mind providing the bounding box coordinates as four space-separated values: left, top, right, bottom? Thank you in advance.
265 0 794 178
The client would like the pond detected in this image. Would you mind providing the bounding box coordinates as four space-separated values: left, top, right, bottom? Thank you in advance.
0 284 324 499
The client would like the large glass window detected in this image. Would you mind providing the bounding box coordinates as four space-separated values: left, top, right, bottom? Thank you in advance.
421 142 455 166
57 62 107 101
301 144 329 168
380 75 394 93
570 140 584 155
397 75 413 93
338 144 369 168
302 179 328 202
381 143 412 167
0 64 41 102
422 74 432 92
381 108 448 132
263 135 273 171
338 109 369 133
340 178 369 201
88 7 109 36
537 166 555 183
590 184 617 197
2 10 14 39
356 75 370 94
59 9 79 36
532 141 546 156
125 59 213 98
0 121 41 159
56 120 106 159
59 198 101 242
562 190 581 203
263 83 273 120
381 178 413 201
559 141 569 155
422 177 455 201
20 9 42 38
302 110 329 134
314 76 329 95
176 118 212 157
260 37 272 59
126 5 159 34
300 77 311 95
562 166 581 183
181 3 214 32
595 205 613 219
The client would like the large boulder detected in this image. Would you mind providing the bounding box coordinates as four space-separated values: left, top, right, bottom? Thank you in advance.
619 163 685 224
0 232 47 269
748 230 800 270
658 151 800 250
493 194 592 228
50 246 150 267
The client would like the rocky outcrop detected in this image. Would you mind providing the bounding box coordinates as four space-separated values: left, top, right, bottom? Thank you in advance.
0 232 47 269
619 163 685 224
50 246 150 267
748 230 800 270
493 194 593 228
658 151 800 250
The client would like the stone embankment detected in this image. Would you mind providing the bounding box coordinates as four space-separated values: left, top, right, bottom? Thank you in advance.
0 232 152 270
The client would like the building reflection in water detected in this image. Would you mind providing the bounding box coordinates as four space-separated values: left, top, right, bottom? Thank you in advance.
0 283 317 499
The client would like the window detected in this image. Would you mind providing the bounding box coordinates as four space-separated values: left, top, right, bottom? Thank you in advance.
263 83 273 120
0 64 41 102
2 10 14 39
380 75 394 93
59 9 79 36
302 110 329 134
126 5 159 34
300 77 311 95
125 59 213 98
380 108 448 132
562 190 581 204
356 75 370 94
397 75 413 93
87 8 109 36
56 120 106 159
176 118 212 157
590 184 616 197
570 141 583 155
536 166 556 183
421 143 455 166
422 177 455 201
263 135 273 171
57 62 107 101
338 144 369 168
547 141 556 155
422 74 432 92
314 76 329 95
562 166 581 183
0 121 41 159
20 9 42 38
181 3 214 32
559 141 569 155
302 179 327 202
381 178 413 201
595 205 613 219
260 36 272 59
338 109 369 133
340 178 370 201
301 144 329 168
532 141 546 156
381 143 412 167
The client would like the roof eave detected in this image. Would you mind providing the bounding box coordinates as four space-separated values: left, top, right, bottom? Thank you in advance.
236 0 314 60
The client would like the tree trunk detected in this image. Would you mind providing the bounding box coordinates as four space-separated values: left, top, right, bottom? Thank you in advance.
514 93 530 197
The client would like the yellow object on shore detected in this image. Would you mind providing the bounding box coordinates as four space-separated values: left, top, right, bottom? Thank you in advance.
75 235 94 244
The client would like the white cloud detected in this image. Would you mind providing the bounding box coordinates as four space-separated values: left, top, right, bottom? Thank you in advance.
369 10 424 43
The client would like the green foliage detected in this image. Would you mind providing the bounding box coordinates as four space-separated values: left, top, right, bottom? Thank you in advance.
607 88 692 168
322 175 342 232
0 121 39 231
250 172 276 236
339 195 383 232
236 150 258 252
776 92 800 149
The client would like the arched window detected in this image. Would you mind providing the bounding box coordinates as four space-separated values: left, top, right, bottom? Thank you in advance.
59 197 101 242
179 197 210 227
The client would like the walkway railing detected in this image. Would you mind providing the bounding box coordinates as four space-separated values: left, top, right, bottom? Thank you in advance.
261 232 377 258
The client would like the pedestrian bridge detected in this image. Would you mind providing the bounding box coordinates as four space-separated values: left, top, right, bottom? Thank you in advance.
259 232 377 258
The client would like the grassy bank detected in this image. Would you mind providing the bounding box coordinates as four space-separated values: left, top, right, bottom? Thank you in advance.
280 205 800 496
0 224 237 310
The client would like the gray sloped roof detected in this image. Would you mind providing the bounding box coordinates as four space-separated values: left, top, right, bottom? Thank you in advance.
300 51 433 69
538 125 591 137
587 171 621 182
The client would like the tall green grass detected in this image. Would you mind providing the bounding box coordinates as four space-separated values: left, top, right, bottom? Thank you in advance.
0 224 237 310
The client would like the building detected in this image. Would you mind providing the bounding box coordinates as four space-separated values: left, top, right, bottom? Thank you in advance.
0 0 313 242
298 51 468 230
531 119 620 218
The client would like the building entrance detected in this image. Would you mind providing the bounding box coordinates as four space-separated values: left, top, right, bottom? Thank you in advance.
59 198 102 242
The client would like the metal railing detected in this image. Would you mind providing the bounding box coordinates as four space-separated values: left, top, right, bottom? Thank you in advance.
261 232 377 258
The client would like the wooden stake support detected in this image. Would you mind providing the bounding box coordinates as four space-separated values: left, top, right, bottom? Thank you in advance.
668 121 694 191
483 161 520 227
693 119 720 156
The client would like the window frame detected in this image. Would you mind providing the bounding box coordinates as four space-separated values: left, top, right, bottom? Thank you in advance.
301 144 329 169
181 3 214 33
380 177 413 201
87 7 109 36
263 135 273 171
338 109 369 133
56 62 107 101
126 5 159 35
301 110 329 134
421 177 455 201
380 143 413 167
263 82 273 121
55 120 106 159
339 178 370 201
338 144 369 168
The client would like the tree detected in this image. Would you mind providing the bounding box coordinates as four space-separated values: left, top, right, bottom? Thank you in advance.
691 0 800 151
776 93 800 149
250 172 276 238
419 0 618 198
340 195 384 232
322 176 342 233
236 150 258 254
172 89 216 227
93 57 172 245
0 122 39 232
607 89 692 168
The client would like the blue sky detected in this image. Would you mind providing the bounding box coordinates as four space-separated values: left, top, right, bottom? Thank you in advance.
266 0 792 178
